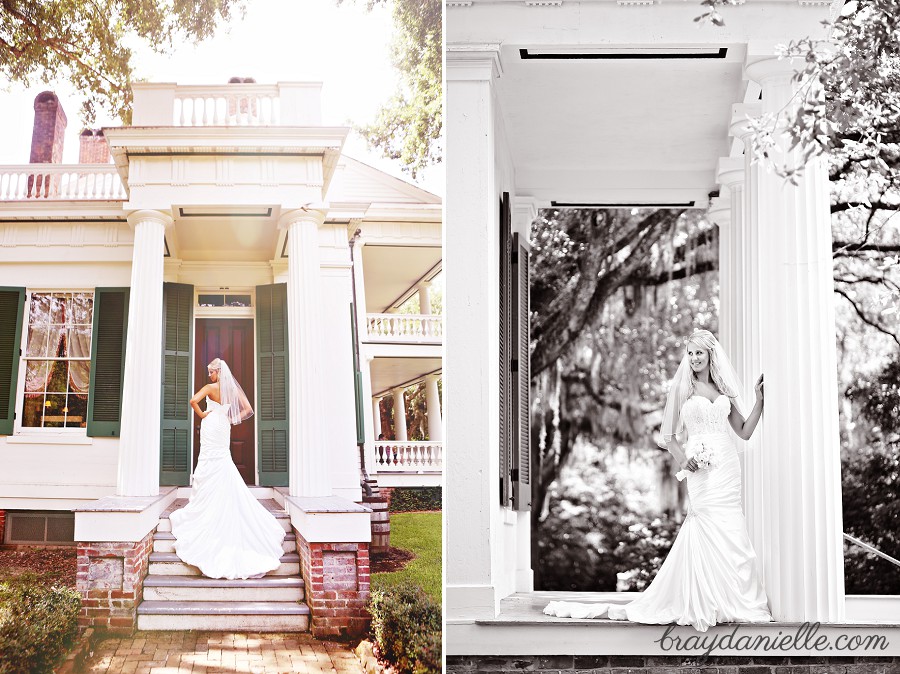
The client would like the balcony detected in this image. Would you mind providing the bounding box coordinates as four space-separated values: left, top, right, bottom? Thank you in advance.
366 314 443 344
131 82 323 127
374 441 442 488
0 165 126 201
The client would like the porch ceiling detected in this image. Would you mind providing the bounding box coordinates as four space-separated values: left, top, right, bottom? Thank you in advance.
497 43 744 207
362 245 442 313
370 356 441 397
169 207 280 262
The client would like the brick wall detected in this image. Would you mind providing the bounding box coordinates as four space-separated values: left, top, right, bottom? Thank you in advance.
76 529 154 634
447 655 900 673
30 91 67 164
294 528 370 639
78 129 110 163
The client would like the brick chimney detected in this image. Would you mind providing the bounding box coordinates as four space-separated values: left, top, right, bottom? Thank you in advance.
78 129 110 164
30 91 67 164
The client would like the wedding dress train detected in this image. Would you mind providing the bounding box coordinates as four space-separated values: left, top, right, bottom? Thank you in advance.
169 398 286 580
544 394 773 632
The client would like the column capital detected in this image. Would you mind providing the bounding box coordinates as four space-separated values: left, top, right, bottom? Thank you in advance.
729 102 763 141
745 41 804 85
716 156 745 191
417 280 433 290
278 206 328 230
447 43 503 81
425 372 441 383
127 209 173 230
392 386 407 396
707 194 731 229
513 197 541 237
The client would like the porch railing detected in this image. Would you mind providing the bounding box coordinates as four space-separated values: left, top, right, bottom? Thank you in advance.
366 313 443 343
0 165 126 200
375 441 443 472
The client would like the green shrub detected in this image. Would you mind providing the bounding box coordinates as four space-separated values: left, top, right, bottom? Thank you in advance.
388 487 442 513
369 581 441 674
0 574 81 674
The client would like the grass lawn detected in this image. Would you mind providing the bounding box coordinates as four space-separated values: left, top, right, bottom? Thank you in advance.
372 511 441 602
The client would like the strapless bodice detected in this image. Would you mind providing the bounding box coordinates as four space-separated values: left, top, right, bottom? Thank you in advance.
681 394 731 436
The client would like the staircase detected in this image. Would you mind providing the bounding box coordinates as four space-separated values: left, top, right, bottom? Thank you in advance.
137 494 310 631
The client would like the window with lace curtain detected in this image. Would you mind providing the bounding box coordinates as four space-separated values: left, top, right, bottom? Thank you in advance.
20 291 93 429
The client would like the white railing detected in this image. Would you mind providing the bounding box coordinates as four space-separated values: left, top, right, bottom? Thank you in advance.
0 165 126 200
131 82 323 127
173 84 280 127
366 314 443 343
375 441 443 473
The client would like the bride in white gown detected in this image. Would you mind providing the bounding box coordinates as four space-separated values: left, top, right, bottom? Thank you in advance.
545 330 773 632
169 358 286 580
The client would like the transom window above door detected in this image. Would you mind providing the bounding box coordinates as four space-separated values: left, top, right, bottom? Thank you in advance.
197 293 252 308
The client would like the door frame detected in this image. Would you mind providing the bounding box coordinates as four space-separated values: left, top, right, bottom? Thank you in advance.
192 287 258 485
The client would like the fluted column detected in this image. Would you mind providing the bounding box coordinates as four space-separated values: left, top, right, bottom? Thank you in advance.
392 387 408 442
117 209 172 497
424 374 443 442
281 208 331 498
707 192 732 350
418 282 432 316
744 52 845 622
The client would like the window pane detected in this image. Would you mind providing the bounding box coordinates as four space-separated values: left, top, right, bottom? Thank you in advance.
65 394 88 428
198 294 225 307
72 294 93 325
24 361 50 393
22 393 44 427
225 295 252 307
46 360 68 393
43 394 66 427
25 323 49 357
67 326 91 359
50 294 66 324
69 361 90 394
29 294 50 327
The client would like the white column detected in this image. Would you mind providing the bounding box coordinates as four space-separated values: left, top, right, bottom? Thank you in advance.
117 209 172 497
372 395 382 439
281 208 331 498
392 386 408 441
447 44 503 620
744 50 845 622
417 281 432 316
424 374 443 442
360 354 377 475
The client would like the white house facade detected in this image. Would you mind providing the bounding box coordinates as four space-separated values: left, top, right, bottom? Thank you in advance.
445 0 900 663
0 81 442 637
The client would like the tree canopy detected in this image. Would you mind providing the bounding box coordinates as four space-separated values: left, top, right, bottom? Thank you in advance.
340 0 442 178
0 0 243 124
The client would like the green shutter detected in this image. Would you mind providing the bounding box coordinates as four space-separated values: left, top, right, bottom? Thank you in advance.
499 193 513 507
256 283 289 487
0 288 25 435
512 234 532 512
160 283 193 486
87 288 130 436
350 303 364 445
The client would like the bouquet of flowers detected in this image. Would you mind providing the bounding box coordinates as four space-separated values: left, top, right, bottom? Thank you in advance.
675 438 715 482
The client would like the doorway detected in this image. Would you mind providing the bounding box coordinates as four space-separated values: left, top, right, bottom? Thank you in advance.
194 319 256 485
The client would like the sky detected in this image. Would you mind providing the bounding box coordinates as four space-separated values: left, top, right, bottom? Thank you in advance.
0 0 444 197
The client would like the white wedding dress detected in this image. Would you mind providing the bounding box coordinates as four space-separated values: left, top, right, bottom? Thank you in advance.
169 397 286 580
545 394 773 632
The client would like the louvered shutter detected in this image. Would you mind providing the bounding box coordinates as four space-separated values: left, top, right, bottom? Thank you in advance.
160 283 193 486
499 193 513 507
512 234 532 511
0 288 25 435
87 288 129 436
256 283 289 487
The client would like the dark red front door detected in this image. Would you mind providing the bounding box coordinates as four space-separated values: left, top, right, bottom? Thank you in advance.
194 319 256 485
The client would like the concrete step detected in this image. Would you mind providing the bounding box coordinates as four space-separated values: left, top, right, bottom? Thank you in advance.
152 531 296 555
147 552 300 577
156 498 292 533
142 574 304 603
136 600 309 632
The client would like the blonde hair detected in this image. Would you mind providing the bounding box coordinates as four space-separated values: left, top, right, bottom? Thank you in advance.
686 330 738 398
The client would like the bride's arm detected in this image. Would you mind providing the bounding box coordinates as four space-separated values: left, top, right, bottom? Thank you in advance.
666 438 698 471
190 385 212 419
728 374 764 440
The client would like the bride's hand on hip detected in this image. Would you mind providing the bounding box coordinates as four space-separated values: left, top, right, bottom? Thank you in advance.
755 374 764 403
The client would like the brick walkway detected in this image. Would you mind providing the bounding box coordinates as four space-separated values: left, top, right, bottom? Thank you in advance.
84 632 366 674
